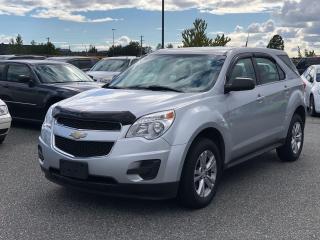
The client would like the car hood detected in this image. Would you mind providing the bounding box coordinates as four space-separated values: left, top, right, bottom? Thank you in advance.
86 71 120 80
44 82 103 92
58 88 202 118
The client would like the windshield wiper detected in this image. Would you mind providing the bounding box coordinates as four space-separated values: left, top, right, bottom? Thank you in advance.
126 85 183 93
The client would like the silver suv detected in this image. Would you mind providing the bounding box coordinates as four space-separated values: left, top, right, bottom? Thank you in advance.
39 47 306 208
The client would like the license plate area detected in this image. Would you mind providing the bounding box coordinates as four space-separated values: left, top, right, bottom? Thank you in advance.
60 160 88 180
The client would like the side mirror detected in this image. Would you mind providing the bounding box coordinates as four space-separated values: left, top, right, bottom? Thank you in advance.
309 75 314 83
18 75 31 83
18 75 35 86
225 77 255 93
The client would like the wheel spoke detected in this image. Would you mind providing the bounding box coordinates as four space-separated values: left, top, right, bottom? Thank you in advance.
204 176 215 189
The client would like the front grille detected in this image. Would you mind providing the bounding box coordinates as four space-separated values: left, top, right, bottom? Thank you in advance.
0 129 8 135
57 117 121 131
55 135 114 157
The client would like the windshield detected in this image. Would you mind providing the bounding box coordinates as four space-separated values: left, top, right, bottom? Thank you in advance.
91 59 130 72
109 54 225 93
34 64 94 83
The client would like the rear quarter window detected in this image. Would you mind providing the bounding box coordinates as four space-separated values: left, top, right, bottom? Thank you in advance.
278 55 299 76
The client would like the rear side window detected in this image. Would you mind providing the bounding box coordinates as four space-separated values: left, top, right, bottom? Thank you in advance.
229 58 256 82
0 63 5 81
278 55 299 76
7 64 32 82
255 57 280 85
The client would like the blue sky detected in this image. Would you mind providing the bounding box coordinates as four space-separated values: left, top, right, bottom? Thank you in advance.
0 0 319 56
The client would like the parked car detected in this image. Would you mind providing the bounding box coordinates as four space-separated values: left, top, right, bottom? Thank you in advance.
47 56 99 71
296 57 320 75
0 55 46 60
0 60 102 122
87 56 140 83
0 99 11 144
39 47 305 209
301 65 320 116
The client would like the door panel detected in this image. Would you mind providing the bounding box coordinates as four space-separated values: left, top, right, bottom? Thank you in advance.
226 57 268 159
4 63 48 120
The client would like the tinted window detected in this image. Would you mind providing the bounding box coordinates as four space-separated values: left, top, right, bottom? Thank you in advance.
92 59 130 72
0 63 5 81
278 55 299 75
230 58 256 82
110 54 225 93
7 64 32 82
78 60 93 69
255 57 280 84
34 64 93 83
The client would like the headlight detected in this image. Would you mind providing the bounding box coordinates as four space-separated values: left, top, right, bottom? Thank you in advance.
41 106 55 146
126 110 175 140
0 105 8 116
42 106 54 129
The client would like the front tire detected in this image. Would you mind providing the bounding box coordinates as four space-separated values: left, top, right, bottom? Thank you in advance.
277 114 304 162
0 135 6 144
178 138 222 209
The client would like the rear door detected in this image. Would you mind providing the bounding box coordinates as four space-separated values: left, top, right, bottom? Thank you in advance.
253 54 288 143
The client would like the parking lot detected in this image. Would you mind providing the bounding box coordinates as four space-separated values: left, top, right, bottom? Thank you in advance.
0 117 318 240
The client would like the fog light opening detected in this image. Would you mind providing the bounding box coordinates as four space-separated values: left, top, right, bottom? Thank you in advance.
127 160 161 180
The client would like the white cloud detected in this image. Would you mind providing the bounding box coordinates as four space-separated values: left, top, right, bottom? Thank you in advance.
0 34 14 44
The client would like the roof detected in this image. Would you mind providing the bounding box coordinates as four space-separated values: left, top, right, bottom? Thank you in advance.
154 47 287 56
0 59 69 65
102 56 138 60
47 56 98 60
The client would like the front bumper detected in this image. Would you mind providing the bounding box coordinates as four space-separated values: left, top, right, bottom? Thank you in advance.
41 166 179 200
39 125 186 199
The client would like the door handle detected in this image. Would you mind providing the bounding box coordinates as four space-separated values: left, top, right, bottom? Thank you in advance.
3 85 9 88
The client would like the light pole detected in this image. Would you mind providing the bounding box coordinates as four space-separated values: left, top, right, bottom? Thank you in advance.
162 0 164 49
112 28 116 56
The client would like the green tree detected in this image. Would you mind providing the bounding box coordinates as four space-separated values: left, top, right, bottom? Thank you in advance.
31 40 36 45
15 34 23 46
304 49 316 57
88 45 98 54
156 43 162 50
182 19 231 47
267 34 284 50
212 34 231 46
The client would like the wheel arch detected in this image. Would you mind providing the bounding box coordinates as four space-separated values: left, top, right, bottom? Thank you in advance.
178 126 226 181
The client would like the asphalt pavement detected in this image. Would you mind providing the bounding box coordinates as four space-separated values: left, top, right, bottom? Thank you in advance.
0 118 320 240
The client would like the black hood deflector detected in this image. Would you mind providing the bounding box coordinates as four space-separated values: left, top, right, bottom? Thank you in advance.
53 106 137 125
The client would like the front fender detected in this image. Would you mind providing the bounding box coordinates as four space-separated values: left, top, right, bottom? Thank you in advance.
162 103 231 178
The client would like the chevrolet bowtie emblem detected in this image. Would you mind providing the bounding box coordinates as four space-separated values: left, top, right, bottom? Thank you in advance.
69 131 88 140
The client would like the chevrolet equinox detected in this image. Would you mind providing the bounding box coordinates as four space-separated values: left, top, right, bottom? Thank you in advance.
39 47 306 209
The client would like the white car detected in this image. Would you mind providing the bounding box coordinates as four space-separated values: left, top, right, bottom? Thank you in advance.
87 56 140 83
301 65 320 116
0 99 11 144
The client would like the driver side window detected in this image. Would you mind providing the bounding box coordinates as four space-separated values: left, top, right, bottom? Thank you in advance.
230 58 256 83
7 64 32 82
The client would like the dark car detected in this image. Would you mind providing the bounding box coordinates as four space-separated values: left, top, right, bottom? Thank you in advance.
0 55 46 60
0 60 101 122
296 57 320 75
47 56 99 71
